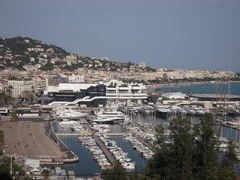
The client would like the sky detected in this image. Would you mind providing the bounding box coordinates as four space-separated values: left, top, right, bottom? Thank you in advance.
0 0 240 72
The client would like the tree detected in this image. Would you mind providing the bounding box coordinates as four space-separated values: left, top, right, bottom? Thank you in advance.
218 140 238 180
0 130 4 155
145 117 195 180
169 118 194 179
0 156 25 180
6 86 13 97
193 113 219 180
5 86 14 105
102 163 127 180
0 157 11 180
22 90 34 103
41 169 50 180
0 91 14 106
11 105 18 122
145 114 238 180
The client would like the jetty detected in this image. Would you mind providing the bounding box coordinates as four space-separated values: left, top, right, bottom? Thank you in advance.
68 171 75 179
133 133 155 152
220 122 240 131
105 132 128 136
56 133 82 137
93 135 117 166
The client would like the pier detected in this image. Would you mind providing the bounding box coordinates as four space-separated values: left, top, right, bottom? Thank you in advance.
56 132 128 137
93 134 117 166
105 132 128 136
132 123 155 152
220 122 240 131
133 133 155 152
56 133 82 137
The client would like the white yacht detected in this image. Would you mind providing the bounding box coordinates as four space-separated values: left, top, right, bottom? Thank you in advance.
193 107 210 116
185 108 196 115
95 110 126 120
53 107 87 120
122 161 135 170
155 104 171 117
92 116 121 124
58 120 78 126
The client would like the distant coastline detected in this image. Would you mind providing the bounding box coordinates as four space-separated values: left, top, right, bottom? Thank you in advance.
147 80 240 93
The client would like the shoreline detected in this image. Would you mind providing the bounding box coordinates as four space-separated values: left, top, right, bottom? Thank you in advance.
147 80 240 93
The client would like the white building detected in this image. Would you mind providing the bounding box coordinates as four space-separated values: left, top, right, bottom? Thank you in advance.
161 92 187 100
8 80 34 98
63 74 85 83
139 62 147 68
46 80 148 106
105 80 148 104
0 79 7 91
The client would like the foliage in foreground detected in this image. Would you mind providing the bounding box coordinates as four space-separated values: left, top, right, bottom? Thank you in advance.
0 157 26 180
145 114 238 180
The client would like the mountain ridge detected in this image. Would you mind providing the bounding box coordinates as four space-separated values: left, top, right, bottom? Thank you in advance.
0 36 155 72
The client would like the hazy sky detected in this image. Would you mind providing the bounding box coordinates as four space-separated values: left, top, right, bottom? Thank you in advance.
1 0 240 72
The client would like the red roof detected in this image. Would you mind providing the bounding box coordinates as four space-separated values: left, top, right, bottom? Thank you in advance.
0 79 7 82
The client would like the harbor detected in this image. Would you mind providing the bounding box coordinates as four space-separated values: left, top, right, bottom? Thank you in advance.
53 114 153 175
0 81 239 178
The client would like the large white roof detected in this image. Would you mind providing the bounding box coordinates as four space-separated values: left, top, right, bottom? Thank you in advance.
58 83 96 92
25 158 40 169
162 92 187 99
59 120 78 125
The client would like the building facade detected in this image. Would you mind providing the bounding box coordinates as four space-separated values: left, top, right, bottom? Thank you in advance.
8 80 34 98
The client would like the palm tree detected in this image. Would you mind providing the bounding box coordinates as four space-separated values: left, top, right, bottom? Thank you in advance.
41 169 50 180
6 86 13 97
11 105 18 122
5 86 14 105
31 85 35 103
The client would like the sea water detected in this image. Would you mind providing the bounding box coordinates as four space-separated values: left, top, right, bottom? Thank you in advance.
60 82 240 177
61 137 101 178
110 136 147 173
161 82 240 95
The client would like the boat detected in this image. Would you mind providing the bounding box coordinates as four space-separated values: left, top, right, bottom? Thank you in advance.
139 106 151 115
76 140 83 143
53 107 87 120
95 110 126 120
186 108 196 115
193 107 210 116
122 161 135 170
92 116 121 124
155 105 171 117
226 118 240 126
91 109 128 123
58 120 78 126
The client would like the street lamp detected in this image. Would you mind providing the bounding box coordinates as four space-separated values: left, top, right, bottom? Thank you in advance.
9 153 17 176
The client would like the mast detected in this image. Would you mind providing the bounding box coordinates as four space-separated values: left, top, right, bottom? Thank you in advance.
228 73 231 101
227 69 231 116
216 80 218 108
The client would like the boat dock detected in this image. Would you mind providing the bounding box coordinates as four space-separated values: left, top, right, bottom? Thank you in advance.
220 122 240 132
56 133 82 137
93 135 117 166
131 123 156 152
105 132 128 136
68 171 75 179
57 132 128 137
133 133 155 152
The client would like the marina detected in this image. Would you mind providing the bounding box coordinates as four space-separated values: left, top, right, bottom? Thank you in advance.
61 137 102 178
0 82 240 178
0 1 240 177
111 136 148 173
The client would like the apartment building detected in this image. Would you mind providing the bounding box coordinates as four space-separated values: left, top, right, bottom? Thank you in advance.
8 80 34 98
